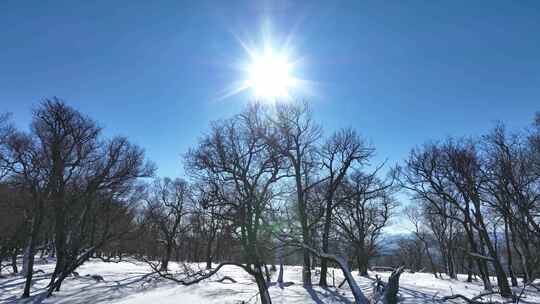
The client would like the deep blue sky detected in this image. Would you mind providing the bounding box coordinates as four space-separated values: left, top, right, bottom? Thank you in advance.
1 1 539 179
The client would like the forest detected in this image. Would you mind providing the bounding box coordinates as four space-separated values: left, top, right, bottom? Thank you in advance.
0 99 539 304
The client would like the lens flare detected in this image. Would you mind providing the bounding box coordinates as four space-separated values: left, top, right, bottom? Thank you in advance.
245 49 294 99
217 29 314 103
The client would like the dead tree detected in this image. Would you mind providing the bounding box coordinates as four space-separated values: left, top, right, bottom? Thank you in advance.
283 241 370 304
373 266 405 304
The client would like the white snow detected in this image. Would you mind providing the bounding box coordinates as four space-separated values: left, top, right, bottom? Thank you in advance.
1 258 539 303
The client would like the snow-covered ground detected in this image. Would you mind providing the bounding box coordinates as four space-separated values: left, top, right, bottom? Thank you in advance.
1 258 539 303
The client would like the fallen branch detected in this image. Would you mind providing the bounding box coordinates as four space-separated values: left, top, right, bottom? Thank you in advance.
216 276 237 283
468 252 496 263
281 241 369 304
97 256 123 263
440 291 507 304
372 266 405 304
145 259 253 286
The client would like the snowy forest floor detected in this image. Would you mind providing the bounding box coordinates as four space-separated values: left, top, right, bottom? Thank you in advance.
1 258 539 304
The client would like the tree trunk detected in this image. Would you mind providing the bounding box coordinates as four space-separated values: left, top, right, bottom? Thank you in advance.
357 245 369 277
476 241 492 292
47 246 97 296
463 217 492 291
319 200 333 286
160 243 172 272
22 245 36 297
299 244 369 303
48 243 55 258
22 203 44 298
254 265 272 304
50 206 67 289
264 263 271 283
510 225 529 283
22 194 46 298
514 224 534 283
334 256 369 304
11 248 18 274
466 256 473 282
423 244 438 278
440 242 449 276
205 237 213 269
447 247 456 279
302 250 311 285
381 267 405 304
504 218 518 287
21 244 30 276
294 167 311 286
277 240 284 284
477 225 512 297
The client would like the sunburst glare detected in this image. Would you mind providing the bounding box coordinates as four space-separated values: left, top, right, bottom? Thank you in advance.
218 31 311 103
245 48 294 99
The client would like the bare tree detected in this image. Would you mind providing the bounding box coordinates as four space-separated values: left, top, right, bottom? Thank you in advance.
1 99 154 297
0 113 25 276
46 136 154 295
185 103 286 304
335 171 397 276
482 125 540 283
271 102 322 286
318 128 373 286
399 140 513 297
145 177 191 271
3 129 51 297
28 99 102 294
191 203 221 269
405 205 439 278
0 112 15 180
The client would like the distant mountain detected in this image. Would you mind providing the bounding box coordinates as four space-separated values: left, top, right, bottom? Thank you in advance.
378 232 413 254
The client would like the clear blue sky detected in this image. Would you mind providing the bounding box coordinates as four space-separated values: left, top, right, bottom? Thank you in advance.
1 1 539 179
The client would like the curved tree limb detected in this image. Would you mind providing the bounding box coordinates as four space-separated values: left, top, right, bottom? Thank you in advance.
439 291 513 304
147 260 253 285
282 241 369 304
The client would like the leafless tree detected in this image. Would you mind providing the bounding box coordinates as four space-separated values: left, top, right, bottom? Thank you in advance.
185 103 286 304
405 204 440 278
145 177 191 271
481 124 540 283
399 139 513 297
46 134 154 295
335 171 397 276
271 102 323 286
2 127 51 297
1 99 154 297
0 112 15 180
318 128 373 286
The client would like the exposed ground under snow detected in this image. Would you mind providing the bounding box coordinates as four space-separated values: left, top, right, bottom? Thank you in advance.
1 258 539 304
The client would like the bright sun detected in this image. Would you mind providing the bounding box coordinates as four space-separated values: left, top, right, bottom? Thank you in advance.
219 35 310 102
245 49 294 100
